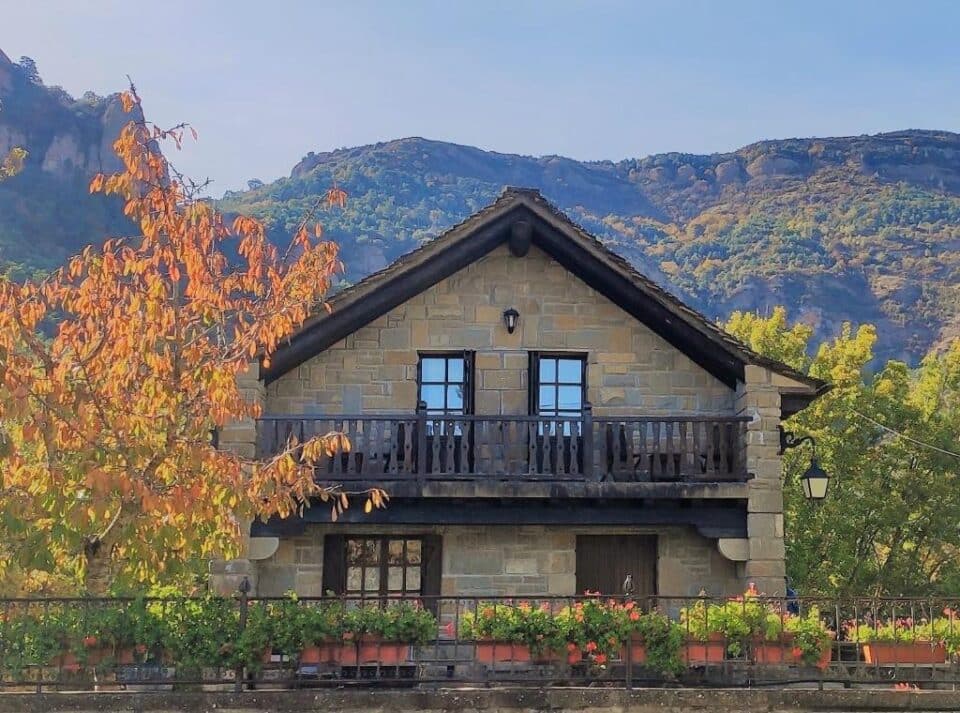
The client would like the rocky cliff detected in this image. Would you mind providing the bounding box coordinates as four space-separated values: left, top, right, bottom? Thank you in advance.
0 52 135 272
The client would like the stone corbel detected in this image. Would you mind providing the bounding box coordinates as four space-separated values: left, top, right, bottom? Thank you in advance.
248 536 280 561
716 538 749 562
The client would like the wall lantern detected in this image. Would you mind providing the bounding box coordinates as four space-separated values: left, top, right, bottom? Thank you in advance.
503 308 519 334
778 428 830 501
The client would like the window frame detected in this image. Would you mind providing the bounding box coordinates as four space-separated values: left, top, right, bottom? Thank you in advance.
416 351 474 416
343 536 424 598
528 352 588 418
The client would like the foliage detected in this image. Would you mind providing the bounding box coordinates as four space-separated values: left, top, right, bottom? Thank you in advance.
725 310 960 597
555 594 626 666
459 601 561 654
217 133 960 365
343 601 436 644
0 148 27 182
626 608 685 675
846 610 960 654
782 607 833 665
0 86 374 595
460 597 684 675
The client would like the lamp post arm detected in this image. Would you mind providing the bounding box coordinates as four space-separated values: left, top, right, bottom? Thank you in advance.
778 427 816 456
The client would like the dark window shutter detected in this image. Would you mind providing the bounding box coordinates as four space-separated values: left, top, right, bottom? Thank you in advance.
415 357 423 408
528 351 540 415
321 534 346 596
463 350 475 414
421 534 443 614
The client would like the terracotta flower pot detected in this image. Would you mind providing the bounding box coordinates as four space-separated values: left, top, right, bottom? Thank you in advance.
475 641 532 663
751 635 832 668
299 640 343 665
620 637 647 665
682 634 726 664
863 641 946 665
752 634 795 665
340 635 410 666
52 646 114 673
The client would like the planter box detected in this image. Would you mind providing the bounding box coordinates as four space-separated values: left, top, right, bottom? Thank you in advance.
475 641 532 664
752 639 831 668
474 641 565 665
298 642 343 665
863 641 947 665
52 646 113 672
682 634 726 664
619 639 648 665
340 636 410 666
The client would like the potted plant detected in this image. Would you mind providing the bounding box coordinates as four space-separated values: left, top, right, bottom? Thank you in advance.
849 617 948 665
151 595 240 684
295 599 346 666
752 607 832 668
0 608 62 682
623 607 684 676
555 595 624 668
460 601 560 664
343 601 435 666
678 598 747 663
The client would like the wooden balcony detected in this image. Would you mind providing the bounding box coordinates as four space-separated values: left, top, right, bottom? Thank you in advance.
255 408 750 495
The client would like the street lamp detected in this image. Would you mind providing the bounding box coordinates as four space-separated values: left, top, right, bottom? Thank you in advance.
799 458 830 501
779 428 830 501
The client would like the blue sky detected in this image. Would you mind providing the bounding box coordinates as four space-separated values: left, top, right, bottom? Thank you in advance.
5 1 960 192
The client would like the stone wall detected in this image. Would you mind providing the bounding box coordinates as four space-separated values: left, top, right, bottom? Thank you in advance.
6 685 958 712
265 244 733 417
737 365 787 596
253 524 739 599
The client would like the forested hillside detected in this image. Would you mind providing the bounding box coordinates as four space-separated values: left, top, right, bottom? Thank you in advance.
3 46 960 363
221 132 960 363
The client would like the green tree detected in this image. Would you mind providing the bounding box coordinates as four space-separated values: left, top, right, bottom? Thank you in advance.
726 310 960 596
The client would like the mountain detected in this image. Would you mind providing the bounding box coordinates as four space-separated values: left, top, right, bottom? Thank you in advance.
0 50 134 275
3 50 959 364
220 133 960 364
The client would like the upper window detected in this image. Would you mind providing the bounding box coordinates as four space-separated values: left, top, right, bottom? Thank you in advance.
534 354 586 419
418 353 471 416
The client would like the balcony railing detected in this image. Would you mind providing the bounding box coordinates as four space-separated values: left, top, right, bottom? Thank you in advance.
3 593 960 691
256 408 750 484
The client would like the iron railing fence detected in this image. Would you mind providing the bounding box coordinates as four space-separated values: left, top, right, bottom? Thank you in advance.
3 593 960 691
256 411 751 484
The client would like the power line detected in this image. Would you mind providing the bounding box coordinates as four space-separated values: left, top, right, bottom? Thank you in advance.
852 410 960 460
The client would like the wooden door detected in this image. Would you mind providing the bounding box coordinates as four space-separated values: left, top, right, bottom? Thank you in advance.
575 535 657 598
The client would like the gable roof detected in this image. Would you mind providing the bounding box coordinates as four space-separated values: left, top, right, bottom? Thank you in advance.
264 187 828 415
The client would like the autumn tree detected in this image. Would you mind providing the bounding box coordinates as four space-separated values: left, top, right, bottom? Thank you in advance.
726 309 960 596
0 88 378 594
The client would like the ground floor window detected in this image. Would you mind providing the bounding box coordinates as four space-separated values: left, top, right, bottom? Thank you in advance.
322 534 442 603
575 534 657 598
344 536 422 596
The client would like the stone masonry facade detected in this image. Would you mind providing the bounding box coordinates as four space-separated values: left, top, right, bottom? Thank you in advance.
252 524 740 599
211 241 792 600
265 245 733 417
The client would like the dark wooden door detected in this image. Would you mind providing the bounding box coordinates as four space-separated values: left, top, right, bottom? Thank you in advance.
575 535 657 597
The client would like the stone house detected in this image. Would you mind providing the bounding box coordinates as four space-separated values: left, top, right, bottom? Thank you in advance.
215 188 827 602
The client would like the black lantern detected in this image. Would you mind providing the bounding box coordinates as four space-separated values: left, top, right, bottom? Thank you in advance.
503 308 519 334
778 427 830 502
800 459 830 501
